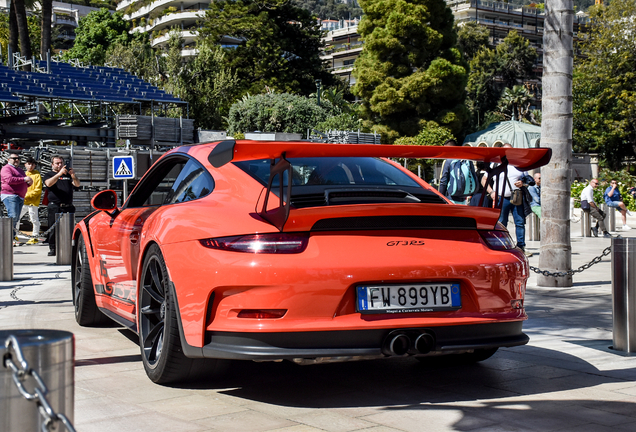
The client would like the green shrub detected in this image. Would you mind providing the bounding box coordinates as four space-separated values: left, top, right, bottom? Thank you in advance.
227 93 336 135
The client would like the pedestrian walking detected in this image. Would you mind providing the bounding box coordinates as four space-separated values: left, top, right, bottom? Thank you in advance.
1 153 33 245
19 157 43 244
43 156 80 256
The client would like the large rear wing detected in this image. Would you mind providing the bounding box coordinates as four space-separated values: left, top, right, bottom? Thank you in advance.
206 140 552 231
208 140 551 171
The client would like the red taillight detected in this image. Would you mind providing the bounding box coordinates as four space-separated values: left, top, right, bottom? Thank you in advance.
479 230 515 250
237 309 287 319
200 233 309 254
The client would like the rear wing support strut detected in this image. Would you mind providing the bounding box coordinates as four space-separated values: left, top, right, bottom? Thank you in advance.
258 154 292 232
479 156 509 210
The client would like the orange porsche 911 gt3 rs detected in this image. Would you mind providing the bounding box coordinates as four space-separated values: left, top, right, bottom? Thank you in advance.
72 140 551 383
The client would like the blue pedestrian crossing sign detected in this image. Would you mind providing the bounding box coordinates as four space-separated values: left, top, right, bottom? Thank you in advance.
112 156 135 179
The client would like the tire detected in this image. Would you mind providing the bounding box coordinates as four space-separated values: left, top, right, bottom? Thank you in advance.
138 244 205 384
72 235 110 326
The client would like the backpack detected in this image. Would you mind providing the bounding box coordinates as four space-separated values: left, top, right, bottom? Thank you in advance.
448 160 477 198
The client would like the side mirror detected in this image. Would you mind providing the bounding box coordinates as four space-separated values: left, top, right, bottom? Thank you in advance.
92 190 118 212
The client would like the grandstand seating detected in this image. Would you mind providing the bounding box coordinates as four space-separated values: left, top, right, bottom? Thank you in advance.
0 61 185 105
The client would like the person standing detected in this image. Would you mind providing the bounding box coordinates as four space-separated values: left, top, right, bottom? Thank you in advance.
1 153 33 245
528 172 541 218
494 144 535 257
580 179 611 238
19 157 43 244
43 156 80 256
604 179 631 231
438 139 478 205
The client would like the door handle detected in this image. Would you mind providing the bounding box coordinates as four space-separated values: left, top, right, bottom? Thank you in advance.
130 230 140 244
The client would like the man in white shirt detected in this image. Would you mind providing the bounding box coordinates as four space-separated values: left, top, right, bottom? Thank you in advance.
580 179 611 238
491 144 534 257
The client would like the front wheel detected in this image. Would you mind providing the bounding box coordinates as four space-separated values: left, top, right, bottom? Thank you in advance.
138 244 206 384
72 235 109 326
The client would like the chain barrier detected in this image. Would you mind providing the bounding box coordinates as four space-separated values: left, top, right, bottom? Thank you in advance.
529 244 612 277
3 336 77 432
12 213 64 242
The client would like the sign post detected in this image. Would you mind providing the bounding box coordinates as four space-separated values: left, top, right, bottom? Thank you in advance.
112 155 135 203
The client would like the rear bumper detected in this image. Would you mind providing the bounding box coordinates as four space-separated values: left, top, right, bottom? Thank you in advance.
181 321 528 360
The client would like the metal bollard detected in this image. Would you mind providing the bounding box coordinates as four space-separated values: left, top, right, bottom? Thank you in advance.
1 329 75 431
612 237 636 352
603 204 616 232
526 213 540 241
581 210 592 237
56 213 75 265
1 217 12 281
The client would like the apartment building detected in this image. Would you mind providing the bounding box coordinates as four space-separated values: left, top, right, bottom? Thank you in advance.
0 1 102 51
321 1 589 96
117 0 240 55
320 18 362 86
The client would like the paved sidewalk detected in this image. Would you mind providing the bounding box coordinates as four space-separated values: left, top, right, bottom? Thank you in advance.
2 217 636 432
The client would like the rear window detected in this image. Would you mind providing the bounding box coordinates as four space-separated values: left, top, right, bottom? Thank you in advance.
235 157 446 208
235 157 421 187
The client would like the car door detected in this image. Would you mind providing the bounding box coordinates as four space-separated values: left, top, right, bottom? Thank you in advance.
91 156 191 320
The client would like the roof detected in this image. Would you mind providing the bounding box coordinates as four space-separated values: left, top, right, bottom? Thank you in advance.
463 120 542 148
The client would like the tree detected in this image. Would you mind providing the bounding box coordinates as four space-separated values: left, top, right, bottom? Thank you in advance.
227 93 336 135
199 0 336 97
538 0 574 287
13 0 33 62
496 30 537 89
496 85 533 122
63 9 131 65
572 0 636 170
167 35 241 130
352 0 469 141
466 30 537 129
456 21 490 62
40 0 53 58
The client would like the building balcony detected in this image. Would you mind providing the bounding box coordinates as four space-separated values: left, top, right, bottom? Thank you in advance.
117 0 137 12
53 15 78 26
124 0 208 21
321 44 363 60
131 10 205 34
151 29 198 47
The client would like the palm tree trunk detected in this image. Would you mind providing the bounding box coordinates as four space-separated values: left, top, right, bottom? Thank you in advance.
9 2 20 60
538 0 573 287
40 0 53 59
13 0 33 66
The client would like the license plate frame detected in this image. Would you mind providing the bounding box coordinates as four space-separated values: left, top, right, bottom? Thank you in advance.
356 283 461 314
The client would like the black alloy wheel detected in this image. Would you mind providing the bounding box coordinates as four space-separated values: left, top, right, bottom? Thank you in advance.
72 235 109 326
138 244 200 384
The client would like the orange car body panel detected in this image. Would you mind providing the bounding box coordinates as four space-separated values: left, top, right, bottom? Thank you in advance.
74 141 550 355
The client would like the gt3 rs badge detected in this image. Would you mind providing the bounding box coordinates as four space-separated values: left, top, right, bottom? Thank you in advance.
387 240 425 246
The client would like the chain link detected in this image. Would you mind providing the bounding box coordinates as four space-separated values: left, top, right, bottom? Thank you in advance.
3 335 77 432
13 212 64 241
529 244 613 277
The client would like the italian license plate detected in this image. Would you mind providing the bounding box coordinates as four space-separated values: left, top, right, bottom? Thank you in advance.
356 283 461 314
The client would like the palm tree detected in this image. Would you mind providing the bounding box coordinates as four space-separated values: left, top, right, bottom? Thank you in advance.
497 85 532 121
40 0 53 58
538 0 574 287
13 0 33 63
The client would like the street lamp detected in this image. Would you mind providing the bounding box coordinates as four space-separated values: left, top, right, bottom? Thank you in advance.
315 79 322 107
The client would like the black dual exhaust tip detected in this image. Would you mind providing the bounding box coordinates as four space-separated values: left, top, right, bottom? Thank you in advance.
382 330 436 356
